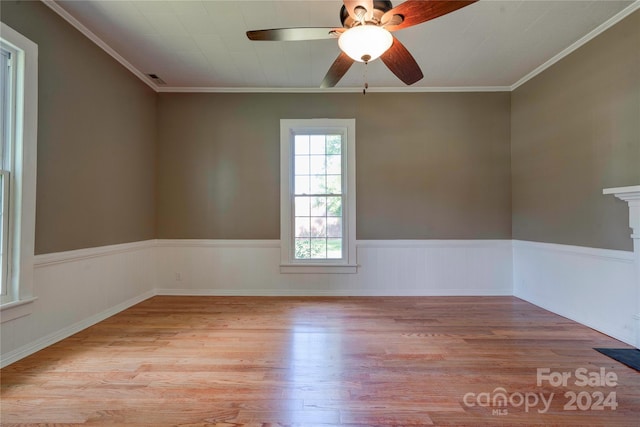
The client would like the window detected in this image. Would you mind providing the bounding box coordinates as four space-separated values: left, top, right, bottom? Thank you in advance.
0 22 38 316
280 119 356 273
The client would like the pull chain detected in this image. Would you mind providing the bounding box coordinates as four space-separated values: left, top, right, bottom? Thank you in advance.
362 61 369 95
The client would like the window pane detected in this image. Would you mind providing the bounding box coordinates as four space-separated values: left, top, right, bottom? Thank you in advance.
310 238 327 259
310 217 326 237
326 155 341 174
295 135 310 155
326 135 341 154
327 238 342 259
295 156 309 175
310 175 325 194
295 176 309 195
327 217 342 237
326 197 342 217
294 196 310 216
295 217 310 238
326 175 341 194
310 135 325 154
309 155 326 175
310 197 326 216
295 238 311 259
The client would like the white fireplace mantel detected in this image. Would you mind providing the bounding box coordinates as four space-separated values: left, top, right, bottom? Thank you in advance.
604 185 640 238
604 185 640 348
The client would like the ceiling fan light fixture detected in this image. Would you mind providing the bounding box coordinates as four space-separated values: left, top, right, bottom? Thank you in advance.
338 25 393 63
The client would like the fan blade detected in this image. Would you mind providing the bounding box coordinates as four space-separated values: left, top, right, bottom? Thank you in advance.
382 0 477 31
343 0 374 21
246 28 339 41
380 37 424 85
320 52 355 88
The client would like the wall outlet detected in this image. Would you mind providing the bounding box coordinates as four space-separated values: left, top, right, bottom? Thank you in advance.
175 272 182 281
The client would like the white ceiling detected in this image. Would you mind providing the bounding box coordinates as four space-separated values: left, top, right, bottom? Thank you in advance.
51 0 638 91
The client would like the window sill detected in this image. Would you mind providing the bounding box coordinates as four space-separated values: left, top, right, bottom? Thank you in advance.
280 264 358 274
1 296 37 323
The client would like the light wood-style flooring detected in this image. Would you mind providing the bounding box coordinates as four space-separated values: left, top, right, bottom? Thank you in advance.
1 296 639 426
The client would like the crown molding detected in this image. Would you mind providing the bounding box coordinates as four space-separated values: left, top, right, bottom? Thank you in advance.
156 85 511 94
511 0 640 91
41 0 159 92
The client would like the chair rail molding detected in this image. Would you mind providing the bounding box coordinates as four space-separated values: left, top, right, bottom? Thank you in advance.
604 185 640 348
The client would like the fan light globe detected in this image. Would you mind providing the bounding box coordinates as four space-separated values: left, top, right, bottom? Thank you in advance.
338 25 393 63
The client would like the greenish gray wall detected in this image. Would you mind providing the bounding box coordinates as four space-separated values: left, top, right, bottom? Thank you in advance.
1 1 157 254
511 10 640 251
156 92 512 240
4 1 637 252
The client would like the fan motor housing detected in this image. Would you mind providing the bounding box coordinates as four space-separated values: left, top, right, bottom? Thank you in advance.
340 1 394 27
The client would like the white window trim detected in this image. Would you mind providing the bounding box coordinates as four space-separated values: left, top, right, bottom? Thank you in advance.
280 119 357 274
0 22 38 317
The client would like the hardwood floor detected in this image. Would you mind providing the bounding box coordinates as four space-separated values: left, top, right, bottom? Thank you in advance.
1 296 639 426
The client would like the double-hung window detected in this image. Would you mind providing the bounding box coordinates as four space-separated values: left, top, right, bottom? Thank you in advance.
280 119 356 273
0 22 38 317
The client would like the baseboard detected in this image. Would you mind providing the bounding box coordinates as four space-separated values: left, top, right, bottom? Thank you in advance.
1 290 154 368
156 288 356 297
156 287 512 297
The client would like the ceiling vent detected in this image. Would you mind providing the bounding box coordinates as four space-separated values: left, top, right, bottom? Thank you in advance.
146 73 166 85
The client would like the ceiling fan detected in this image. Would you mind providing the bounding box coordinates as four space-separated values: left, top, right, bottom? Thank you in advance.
247 0 478 88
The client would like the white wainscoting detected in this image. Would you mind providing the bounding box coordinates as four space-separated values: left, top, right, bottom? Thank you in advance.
155 239 513 296
0 241 156 368
513 240 636 346
7 238 636 367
